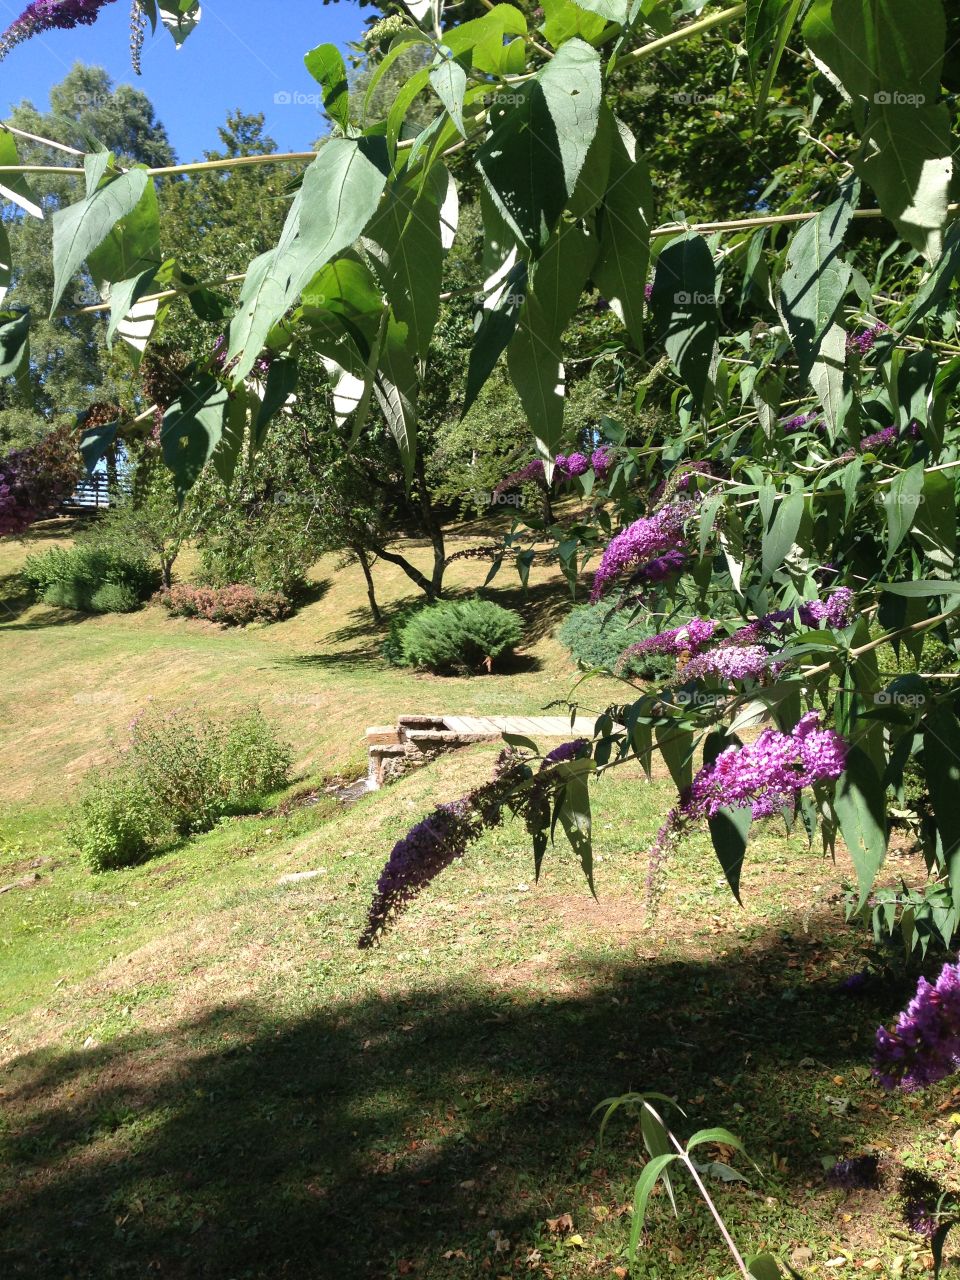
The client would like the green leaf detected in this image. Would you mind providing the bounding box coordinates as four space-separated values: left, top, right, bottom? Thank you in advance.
882 461 925 560
537 39 602 198
0 309 30 380
212 390 247 488
924 705 960 910
476 40 600 251
507 221 597 463
778 183 856 378
628 1155 679 1257
253 357 298 451
569 0 631 22
709 806 752 904
555 764 594 892
592 114 653 350
304 44 351 133
656 723 693 792
911 469 956 573
686 1126 747 1154
803 0 952 260
157 1 201 46
161 374 231 499
429 53 468 138
808 321 846 431
0 131 43 220
102 269 158 352
463 189 527 416
834 744 888 908
226 138 390 382
0 223 10 306
880 580 960 598
374 315 419 485
51 168 149 315
761 490 804 580
79 420 119 475
650 234 718 415
364 172 444 361
541 0 607 47
747 1255 784 1280
746 0 803 124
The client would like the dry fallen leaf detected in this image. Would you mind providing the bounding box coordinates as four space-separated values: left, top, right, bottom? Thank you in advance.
545 1213 574 1236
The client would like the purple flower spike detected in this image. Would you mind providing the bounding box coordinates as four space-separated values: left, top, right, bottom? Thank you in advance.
0 0 117 59
874 957 960 1091
591 500 695 601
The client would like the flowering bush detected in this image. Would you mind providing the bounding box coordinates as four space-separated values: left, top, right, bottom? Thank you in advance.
155 583 292 627
0 426 83 537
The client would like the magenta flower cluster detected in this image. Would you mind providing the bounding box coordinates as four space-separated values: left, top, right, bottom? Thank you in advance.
617 590 854 678
590 499 694 601
782 413 824 435
359 741 589 947
0 0 116 59
874 958 960 1091
846 323 886 356
493 447 613 499
645 712 847 897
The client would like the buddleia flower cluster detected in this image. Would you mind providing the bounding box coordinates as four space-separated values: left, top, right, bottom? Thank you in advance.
590 498 697 601
645 713 847 900
617 589 855 682
874 958 960 1091
0 0 117 60
0 425 83 536
359 741 590 948
492 447 613 500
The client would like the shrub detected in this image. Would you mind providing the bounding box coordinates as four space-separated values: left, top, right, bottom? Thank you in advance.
22 544 158 613
395 598 523 673
558 593 679 681
72 706 293 871
70 769 168 873
155 583 292 626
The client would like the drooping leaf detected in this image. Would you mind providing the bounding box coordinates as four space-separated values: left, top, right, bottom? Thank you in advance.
429 52 468 138
592 114 653 350
0 309 30 380
253 357 298 450
374 315 419 485
778 183 856 377
808 321 846 431
463 189 527 416
881 461 925 560
924 705 960 910
161 374 231 499
803 0 952 260
51 168 150 314
649 234 719 415
833 744 888 908
0 131 43 220
363 172 444 360
762 490 804 580
226 138 390 381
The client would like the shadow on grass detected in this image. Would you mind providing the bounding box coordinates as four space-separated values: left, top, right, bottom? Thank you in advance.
0 920 921 1279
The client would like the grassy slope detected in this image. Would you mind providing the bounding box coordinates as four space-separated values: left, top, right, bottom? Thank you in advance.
0 524 951 1280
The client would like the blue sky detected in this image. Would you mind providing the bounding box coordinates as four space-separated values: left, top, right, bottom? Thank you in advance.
0 0 363 160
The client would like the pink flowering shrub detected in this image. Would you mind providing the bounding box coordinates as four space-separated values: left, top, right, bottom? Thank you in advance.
155 583 292 627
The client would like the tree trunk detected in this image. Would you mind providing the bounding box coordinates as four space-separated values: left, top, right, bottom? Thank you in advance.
372 543 438 600
414 453 446 599
353 544 383 624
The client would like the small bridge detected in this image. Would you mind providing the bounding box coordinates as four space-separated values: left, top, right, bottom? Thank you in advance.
366 713 598 788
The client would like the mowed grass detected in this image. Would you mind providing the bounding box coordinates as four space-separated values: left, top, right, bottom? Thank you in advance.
0 522 953 1279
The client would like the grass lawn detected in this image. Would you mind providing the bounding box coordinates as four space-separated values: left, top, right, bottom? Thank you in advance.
0 521 952 1279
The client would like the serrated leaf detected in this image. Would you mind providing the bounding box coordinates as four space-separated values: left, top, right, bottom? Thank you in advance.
592 114 653 349
429 53 468 137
